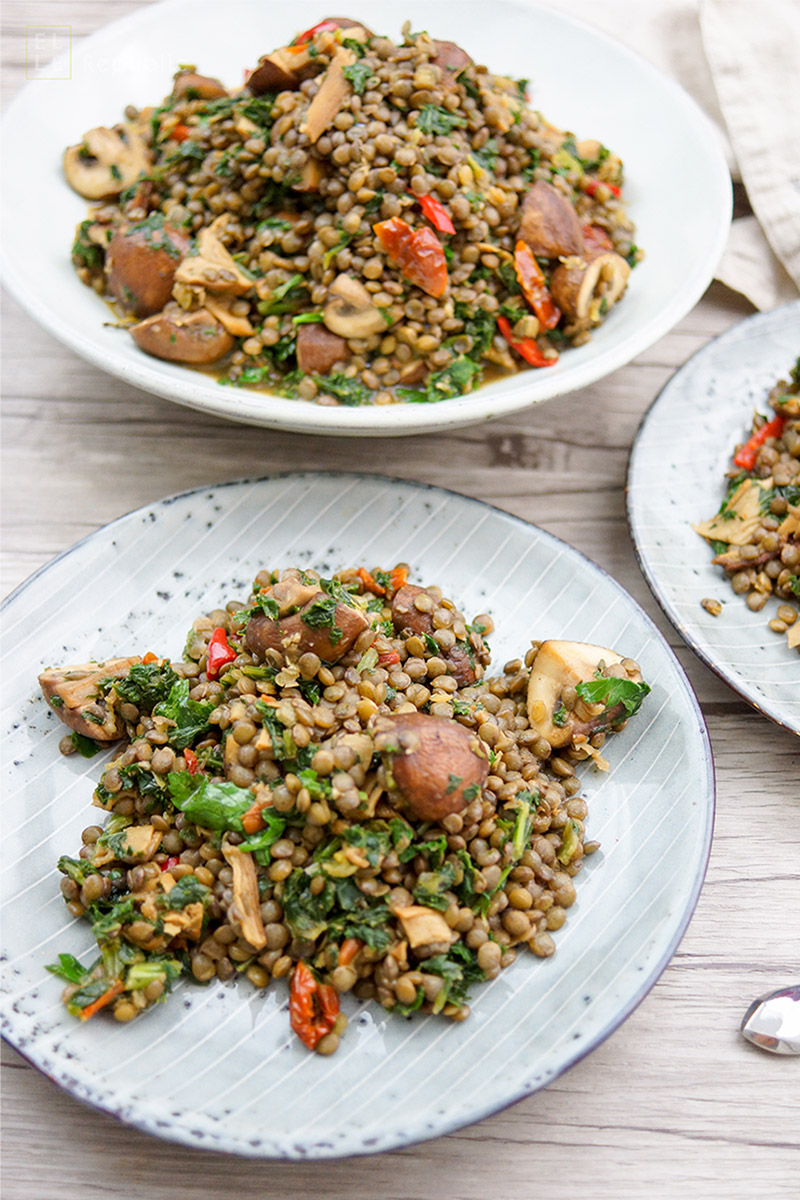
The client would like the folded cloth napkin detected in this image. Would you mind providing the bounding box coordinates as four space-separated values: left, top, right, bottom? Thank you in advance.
547 0 800 310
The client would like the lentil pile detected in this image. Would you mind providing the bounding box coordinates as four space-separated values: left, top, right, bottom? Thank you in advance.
42 565 649 1053
694 358 800 649
65 16 640 407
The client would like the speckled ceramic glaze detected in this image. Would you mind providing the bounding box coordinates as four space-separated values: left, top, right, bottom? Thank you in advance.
0 475 714 1157
0 0 731 435
627 301 800 735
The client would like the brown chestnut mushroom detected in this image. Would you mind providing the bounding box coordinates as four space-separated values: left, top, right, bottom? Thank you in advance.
63 125 152 201
431 40 472 77
518 180 584 259
105 221 190 317
172 69 228 100
323 274 388 339
39 656 142 741
130 307 235 364
526 640 647 750
244 588 369 664
296 323 348 374
550 251 630 324
391 584 480 685
373 711 489 822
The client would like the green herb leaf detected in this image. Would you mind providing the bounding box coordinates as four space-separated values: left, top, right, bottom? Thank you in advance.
575 675 650 719
343 62 373 94
167 772 254 831
417 105 467 136
46 952 88 984
70 731 102 758
153 679 214 751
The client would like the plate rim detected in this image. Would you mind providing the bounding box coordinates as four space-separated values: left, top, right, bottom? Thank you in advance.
1 470 716 1156
626 300 800 738
0 0 732 437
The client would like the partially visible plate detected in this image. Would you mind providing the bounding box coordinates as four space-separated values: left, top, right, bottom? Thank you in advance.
0 0 731 435
627 301 800 735
0 474 714 1157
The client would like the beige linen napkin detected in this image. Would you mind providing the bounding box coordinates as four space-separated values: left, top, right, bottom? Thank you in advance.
700 0 800 305
545 0 800 310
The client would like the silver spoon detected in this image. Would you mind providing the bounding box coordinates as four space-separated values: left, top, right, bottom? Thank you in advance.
741 985 800 1055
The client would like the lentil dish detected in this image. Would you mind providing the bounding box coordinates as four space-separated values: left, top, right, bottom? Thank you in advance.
64 16 640 407
694 358 800 650
42 564 649 1053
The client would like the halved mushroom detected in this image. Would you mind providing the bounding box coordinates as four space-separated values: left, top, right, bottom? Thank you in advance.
431 40 472 78
130 307 234 363
63 125 152 201
247 45 318 94
39 656 142 741
373 711 489 822
297 322 348 374
174 216 253 296
518 180 584 259
172 69 228 100
301 47 359 144
550 251 630 323
106 221 191 317
244 590 369 664
391 583 481 685
526 640 645 750
323 274 387 339
222 844 267 950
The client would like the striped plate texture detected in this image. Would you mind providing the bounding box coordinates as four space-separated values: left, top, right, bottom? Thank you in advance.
0 474 714 1157
628 301 800 735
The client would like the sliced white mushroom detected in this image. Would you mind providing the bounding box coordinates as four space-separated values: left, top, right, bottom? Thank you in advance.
526 640 643 749
301 47 358 144
63 125 152 200
323 273 387 338
550 251 630 323
204 295 254 337
39 656 142 740
174 216 253 296
222 844 267 949
392 905 454 952
693 477 770 547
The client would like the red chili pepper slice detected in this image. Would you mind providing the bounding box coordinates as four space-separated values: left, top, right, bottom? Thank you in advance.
289 960 340 1050
206 627 236 681
513 240 560 331
142 651 159 664
414 193 456 235
376 648 401 666
172 123 191 143
733 415 786 470
161 855 181 872
583 178 622 199
183 747 199 774
292 19 338 46
373 217 449 298
497 315 557 368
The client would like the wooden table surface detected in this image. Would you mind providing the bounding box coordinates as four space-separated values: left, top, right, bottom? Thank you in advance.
1 3 798 1197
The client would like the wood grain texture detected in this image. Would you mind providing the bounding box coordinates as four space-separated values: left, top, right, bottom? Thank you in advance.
1 2 798 1197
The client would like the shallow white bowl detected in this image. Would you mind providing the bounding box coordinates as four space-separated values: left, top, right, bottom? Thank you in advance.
0 474 714 1156
0 0 731 435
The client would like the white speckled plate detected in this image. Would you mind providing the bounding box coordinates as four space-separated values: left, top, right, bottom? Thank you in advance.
0 474 714 1157
0 0 731 435
627 302 800 735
